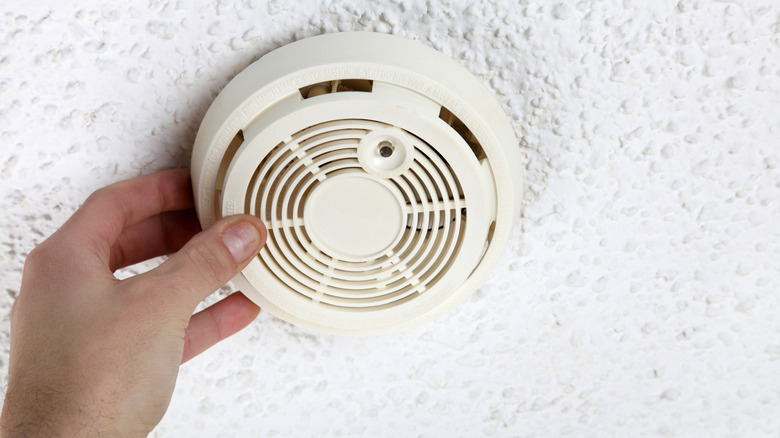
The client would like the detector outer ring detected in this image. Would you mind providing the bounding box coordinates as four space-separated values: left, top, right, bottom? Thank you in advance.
192 32 523 335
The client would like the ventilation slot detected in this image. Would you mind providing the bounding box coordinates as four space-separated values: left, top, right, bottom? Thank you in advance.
214 130 244 217
300 79 374 99
439 107 486 161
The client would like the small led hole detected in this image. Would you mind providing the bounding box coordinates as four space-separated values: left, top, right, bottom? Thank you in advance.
378 141 394 158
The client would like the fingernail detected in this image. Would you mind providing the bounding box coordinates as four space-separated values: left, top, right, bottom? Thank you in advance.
222 222 261 262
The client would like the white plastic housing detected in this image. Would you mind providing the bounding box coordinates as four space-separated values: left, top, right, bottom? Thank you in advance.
191 32 523 335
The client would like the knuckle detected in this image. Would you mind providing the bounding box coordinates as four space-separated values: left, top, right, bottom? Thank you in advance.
84 186 110 205
23 246 43 271
84 186 123 215
182 241 233 287
24 244 54 274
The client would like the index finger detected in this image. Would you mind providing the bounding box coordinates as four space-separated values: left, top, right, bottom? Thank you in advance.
56 168 195 266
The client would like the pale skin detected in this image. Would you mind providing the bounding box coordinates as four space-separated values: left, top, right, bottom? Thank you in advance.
0 169 267 437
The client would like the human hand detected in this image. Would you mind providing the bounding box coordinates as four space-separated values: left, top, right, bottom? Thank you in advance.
0 169 266 437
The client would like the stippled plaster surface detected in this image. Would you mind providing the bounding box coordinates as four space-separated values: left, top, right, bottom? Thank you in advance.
1 1 780 436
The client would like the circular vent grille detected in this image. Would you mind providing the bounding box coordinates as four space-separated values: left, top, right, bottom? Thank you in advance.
250 119 466 309
192 32 523 335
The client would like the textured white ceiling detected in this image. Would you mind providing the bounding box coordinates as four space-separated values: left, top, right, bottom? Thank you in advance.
1 1 779 436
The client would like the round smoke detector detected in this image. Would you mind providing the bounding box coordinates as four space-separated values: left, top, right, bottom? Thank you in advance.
192 32 523 335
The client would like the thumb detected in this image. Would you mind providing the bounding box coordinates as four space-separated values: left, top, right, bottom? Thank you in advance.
146 214 266 310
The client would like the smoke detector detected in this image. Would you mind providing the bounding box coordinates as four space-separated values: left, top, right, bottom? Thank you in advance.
192 32 523 335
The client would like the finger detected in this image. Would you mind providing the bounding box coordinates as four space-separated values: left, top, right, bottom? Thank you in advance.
109 208 202 272
181 292 261 364
56 169 194 266
140 215 266 310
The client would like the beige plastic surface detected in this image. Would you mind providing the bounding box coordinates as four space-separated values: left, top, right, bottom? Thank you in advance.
191 32 523 335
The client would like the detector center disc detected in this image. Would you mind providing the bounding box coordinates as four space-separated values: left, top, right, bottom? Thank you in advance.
303 175 404 260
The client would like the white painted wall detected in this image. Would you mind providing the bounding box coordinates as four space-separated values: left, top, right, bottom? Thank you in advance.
1 1 778 436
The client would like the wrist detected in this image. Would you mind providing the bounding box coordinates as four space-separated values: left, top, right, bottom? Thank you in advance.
1 383 120 438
